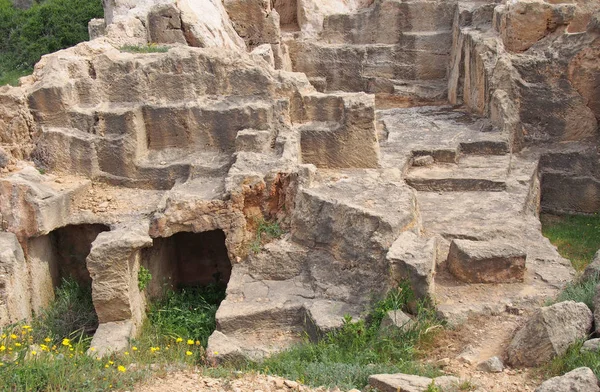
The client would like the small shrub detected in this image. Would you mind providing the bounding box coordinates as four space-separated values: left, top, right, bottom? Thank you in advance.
120 44 170 54
138 266 152 291
547 275 600 310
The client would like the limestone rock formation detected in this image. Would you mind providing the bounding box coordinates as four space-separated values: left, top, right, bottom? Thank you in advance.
534 367 600 392
506 301 593 367
0 0 599 362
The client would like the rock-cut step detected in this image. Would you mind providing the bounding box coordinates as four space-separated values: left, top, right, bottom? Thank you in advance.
405 155 510 192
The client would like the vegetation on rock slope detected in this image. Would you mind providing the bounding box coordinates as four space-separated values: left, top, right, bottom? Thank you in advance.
0 0 103 86
542 213 600 379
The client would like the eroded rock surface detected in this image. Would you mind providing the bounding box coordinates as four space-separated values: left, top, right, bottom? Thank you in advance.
0 0 599 367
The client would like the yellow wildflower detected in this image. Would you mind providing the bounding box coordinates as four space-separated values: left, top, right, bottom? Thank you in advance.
187 339 194 345
10 334 17 340
44 338 51 343
30 351 37 356
176 337 183 343
124 351 129 356
89 347 96 352
132 346 138 351
15 343 22 347
62 338 70 346
0 346 5 352
117 365 126 373
1 333 6 339
104 364 109 368
195 341 200 346
185 351 193 356
108 360 114 365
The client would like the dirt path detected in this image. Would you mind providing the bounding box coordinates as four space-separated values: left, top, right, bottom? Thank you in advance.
134 371 350 392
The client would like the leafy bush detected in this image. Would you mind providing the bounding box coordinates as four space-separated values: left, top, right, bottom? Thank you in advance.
547 275 600 310
0 0 103 85
31 277 98 344
255 282 443 390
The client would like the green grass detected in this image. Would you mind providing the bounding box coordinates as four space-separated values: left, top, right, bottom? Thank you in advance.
547 275 600 310
252 282 444 390
0 68 31 86
543 341 600 380
120 44 170 54
0 282 225 391
541 213 600 271
31 278 98 345
145 284 226 348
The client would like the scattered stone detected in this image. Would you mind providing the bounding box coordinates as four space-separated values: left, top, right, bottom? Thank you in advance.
477 356 504 373
535 367 600 392
284 380 298 389
457 345 477 365
379 310 415 334
581 338 600 353
369 373 433 392
413 155 435 167
448 239 526 283
507 301 593 367
369 373 462 392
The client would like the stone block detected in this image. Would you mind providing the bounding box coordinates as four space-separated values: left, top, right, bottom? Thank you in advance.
448 239 526 283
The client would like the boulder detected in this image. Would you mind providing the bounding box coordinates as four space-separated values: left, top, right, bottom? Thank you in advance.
379 310 415 334
535 367 599 392
506 301 593 367
447 239 526 284
581 338 600 353
477 356 504 373
368 373 461 392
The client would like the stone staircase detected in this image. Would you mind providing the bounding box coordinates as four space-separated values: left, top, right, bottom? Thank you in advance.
285 0 456 105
